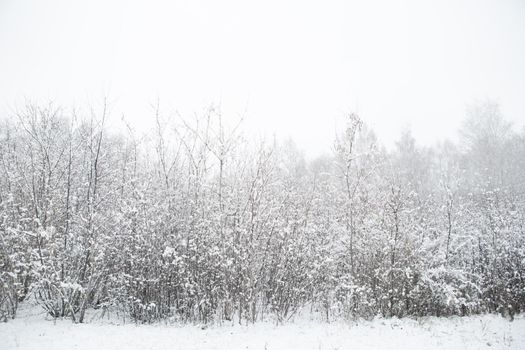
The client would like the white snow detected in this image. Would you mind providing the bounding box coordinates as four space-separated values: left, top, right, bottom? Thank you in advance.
1 307 524 350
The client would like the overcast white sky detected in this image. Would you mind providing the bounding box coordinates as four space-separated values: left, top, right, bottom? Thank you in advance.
0 0 524 156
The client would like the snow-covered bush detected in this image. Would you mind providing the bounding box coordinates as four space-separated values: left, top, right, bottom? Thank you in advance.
0 102 524 324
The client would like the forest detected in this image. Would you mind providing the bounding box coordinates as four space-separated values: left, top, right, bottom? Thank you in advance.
0 101 524 324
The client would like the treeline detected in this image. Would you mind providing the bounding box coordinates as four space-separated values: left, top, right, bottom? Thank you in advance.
0 101 524 324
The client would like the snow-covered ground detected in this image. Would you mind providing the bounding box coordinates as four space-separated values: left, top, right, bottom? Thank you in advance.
1 306 523 350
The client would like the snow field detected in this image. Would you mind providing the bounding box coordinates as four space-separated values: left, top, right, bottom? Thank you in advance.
1 308 523 350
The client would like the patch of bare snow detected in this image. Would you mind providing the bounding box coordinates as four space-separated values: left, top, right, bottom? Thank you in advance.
1 306 523 349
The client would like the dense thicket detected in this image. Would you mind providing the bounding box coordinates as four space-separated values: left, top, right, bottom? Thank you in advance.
1 101 524 323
